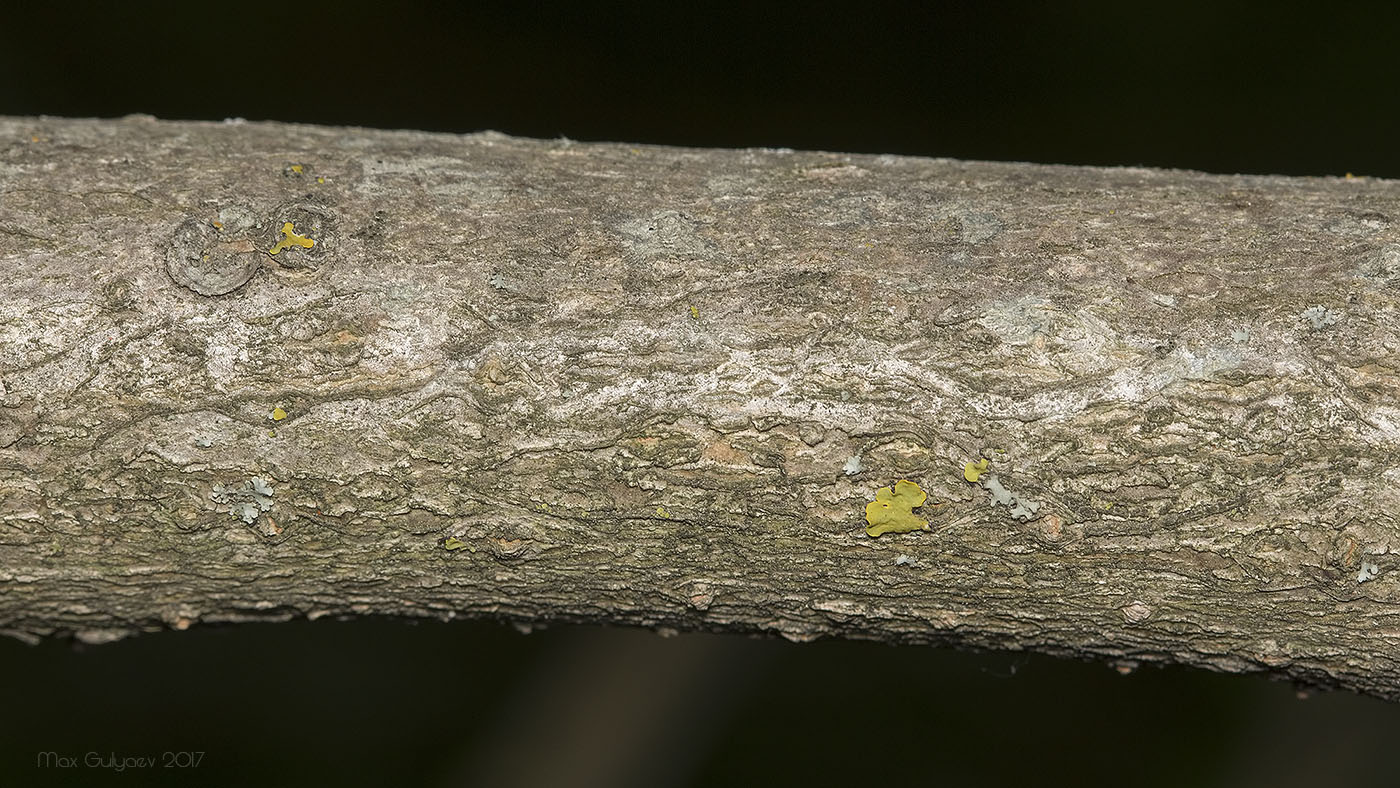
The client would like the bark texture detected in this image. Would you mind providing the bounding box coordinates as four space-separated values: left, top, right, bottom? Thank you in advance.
3 114 1399 699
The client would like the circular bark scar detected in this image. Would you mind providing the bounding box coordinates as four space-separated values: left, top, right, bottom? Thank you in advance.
166 218 261 296
266 201 337 270
1121 601 1152 624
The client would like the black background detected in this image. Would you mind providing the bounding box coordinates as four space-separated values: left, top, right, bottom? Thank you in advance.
3 2 1399 786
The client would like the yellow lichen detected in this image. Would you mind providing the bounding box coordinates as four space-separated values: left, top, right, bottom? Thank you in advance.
270 406 287 421
290 164 304 175
964 458 989 483
689 305 699 320
864 479 930 537
656 505 670 518
269 222 314 255
442 537 468 551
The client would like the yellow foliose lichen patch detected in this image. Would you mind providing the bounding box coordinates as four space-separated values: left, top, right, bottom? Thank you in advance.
269 222 314 255
442 537 468 551
864 479 930 537
270 406 287 421
964 458 989 483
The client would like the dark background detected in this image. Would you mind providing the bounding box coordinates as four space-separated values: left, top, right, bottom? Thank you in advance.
3 2 1399 786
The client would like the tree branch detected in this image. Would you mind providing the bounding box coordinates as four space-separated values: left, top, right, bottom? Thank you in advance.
2 114 1398 700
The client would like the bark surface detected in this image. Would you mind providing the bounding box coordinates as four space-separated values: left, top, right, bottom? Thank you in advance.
3 115 1399 699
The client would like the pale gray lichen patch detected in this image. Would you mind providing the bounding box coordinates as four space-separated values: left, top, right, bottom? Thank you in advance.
1356 244 1400 287
216 203 260 233
618 211 713 258
211 477 275 524
1009 499 1041 521
1300 305 1341 330
1358 561 1380 583
981 474 1040 522
1174 344 1244 381
1324 211 1390 238
704 174 767 201
843 455 863 475
978 296 1054 346
984 475 1015 506
357 154 508 203
957 211 1003 244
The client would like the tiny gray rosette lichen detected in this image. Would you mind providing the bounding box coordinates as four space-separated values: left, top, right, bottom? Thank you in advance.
211 477 275 523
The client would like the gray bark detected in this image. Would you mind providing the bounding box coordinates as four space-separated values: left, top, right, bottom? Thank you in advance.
3 114 1399 699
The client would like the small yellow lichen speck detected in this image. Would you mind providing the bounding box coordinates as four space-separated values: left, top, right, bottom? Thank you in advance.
964 458 989 483
290 164 304 175
864 479 930 537
689 305 699 320
269 222 314 255
656 505 670 518
270 406 287 421
442 537 468 551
